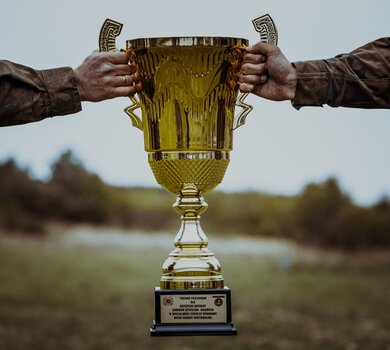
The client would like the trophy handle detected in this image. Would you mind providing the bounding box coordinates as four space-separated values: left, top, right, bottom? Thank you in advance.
99 18 143 131
99 18 123 52
233 93 253 130
233 14 278 130
124 96 143 130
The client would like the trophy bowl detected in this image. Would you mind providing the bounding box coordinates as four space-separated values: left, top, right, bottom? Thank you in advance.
98 15 277 336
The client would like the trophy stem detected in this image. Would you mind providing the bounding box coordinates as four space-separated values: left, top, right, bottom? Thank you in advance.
160 183 224 290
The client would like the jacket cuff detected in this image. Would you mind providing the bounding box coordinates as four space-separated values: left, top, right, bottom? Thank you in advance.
40 67 82 117
291 60 329 110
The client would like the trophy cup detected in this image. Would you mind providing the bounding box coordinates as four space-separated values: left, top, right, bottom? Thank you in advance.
99 15 277 336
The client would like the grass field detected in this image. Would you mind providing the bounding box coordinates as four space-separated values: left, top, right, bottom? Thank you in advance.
0 228 389 350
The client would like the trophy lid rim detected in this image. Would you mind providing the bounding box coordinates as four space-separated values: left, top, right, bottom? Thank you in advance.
126 36 249 49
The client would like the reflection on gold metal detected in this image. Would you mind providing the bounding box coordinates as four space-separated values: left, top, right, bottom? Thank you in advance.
161 182 224 290
124 36 249 152
148 151 230 195
98 17 278 291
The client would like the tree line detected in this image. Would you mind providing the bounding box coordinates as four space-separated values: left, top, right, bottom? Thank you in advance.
0 150 389 249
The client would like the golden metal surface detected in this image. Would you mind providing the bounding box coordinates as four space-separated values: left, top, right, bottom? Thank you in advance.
148 151 229 194
127 40 247 152
160 183 224 289
127 36 248 49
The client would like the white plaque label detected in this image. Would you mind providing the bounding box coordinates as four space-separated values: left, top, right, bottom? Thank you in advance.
160 293 227 323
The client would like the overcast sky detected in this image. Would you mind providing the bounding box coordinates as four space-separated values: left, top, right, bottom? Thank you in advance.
1 0 389 205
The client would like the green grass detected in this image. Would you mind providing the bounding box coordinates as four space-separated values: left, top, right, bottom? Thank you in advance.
0 236 389 350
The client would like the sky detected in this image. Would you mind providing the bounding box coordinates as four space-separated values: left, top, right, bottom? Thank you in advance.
0 0 389 206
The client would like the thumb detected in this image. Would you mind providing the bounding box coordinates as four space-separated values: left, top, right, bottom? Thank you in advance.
246 41 278 55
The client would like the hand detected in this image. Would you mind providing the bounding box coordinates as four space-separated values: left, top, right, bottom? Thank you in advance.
239 42 297 101
74 51 141 102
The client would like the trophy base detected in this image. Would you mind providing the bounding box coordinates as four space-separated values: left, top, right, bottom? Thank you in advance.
150 287 237 337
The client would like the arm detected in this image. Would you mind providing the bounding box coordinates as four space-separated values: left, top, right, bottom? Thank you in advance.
0 61 81 126
292 37 390 109
239 37 390 109
0 51 140 127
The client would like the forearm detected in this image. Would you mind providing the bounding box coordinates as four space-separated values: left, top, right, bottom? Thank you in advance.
0 61 81 126
292 37 390 109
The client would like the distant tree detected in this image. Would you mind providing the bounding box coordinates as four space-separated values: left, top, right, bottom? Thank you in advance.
374 196 390 211
48 150 111 223
0 159 46 232
291 178 352 244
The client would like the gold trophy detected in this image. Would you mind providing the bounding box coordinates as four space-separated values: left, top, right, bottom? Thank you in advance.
99 15 277 336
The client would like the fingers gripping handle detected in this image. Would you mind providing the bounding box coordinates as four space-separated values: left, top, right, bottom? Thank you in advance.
233 14 278 130
99 19 143 131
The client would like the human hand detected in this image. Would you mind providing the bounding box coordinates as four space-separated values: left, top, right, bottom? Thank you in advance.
74 50 141 102
239 42 297 101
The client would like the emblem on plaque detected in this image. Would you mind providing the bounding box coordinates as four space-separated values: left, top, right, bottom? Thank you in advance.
162 297 173 307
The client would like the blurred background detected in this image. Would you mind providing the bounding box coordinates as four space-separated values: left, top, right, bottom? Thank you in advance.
1 0 389 349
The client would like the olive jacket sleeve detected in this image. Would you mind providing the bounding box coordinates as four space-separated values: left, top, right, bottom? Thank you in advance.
0 60 82 126
292 37 390 109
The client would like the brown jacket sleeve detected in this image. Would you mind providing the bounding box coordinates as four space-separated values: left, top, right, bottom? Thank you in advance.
292 37 390 109
0 60 82 126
